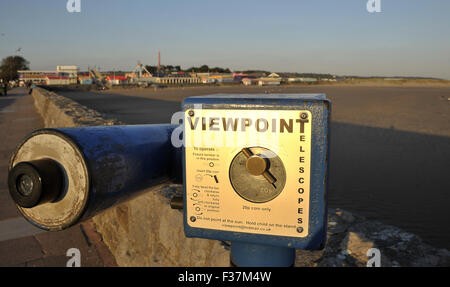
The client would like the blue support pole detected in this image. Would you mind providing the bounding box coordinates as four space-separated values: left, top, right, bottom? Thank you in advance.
230 241 295 267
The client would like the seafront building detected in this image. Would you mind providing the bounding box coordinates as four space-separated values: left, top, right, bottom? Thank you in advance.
18 64 330 87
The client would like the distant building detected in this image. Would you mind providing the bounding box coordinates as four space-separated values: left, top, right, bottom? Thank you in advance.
267 73 281 78
242 78 259 86
80 78 93 85
209 74 234 83
201 77 216 84
255 73 282 86
171 71 188 77
56 66 78 84
57 65 79 75
233 73 257 83
192 72 211 78
106 75 128 85
155 76 201 85
46 76 71 86
258 77 281 86
78 74 93 85
18 72 51 85
18 66 79 85
287 77 318 83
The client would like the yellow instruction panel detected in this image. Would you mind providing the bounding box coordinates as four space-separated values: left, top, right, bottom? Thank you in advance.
185 109 312 238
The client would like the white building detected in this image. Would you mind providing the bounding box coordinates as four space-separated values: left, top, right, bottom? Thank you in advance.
287 77 318 83
18 66 79 85
258 77 281 86
57 66 79 75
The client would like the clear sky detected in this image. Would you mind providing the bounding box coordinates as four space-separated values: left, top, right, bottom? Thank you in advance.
1 0 449 79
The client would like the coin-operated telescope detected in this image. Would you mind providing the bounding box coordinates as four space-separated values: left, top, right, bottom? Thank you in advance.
8 94 330 267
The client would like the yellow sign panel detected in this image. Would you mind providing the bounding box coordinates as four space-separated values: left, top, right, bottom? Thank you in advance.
185 109 312 238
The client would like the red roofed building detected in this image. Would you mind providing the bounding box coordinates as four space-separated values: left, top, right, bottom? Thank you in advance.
106 75 128 85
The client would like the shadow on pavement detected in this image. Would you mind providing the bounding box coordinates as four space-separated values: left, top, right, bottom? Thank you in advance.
0 97 18 114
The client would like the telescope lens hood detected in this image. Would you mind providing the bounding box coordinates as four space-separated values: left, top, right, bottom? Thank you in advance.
8 159 64 208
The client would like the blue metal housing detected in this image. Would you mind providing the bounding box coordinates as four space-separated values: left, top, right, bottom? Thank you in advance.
182 94 331 250
57 125 178 221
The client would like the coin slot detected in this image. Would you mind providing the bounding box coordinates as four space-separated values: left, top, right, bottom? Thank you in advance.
229 147 286 203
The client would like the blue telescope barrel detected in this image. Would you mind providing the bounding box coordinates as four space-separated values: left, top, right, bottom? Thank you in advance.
8 125 180 231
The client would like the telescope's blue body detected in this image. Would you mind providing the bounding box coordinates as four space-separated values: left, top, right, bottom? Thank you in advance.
56 125 181 221
9 124 181 230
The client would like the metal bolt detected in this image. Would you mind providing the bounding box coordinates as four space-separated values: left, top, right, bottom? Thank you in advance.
300 113 308 120
188 110 195 117
190 216 196 222
297 226 304 233
170 196 184 210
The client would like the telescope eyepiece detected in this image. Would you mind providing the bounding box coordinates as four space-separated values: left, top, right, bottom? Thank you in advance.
17 174 35 196
8 159 64 208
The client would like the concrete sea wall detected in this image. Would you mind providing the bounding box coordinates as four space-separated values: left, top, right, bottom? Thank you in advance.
30 87 450 267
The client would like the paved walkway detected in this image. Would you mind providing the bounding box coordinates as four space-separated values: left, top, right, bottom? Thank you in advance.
0 88 115 267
